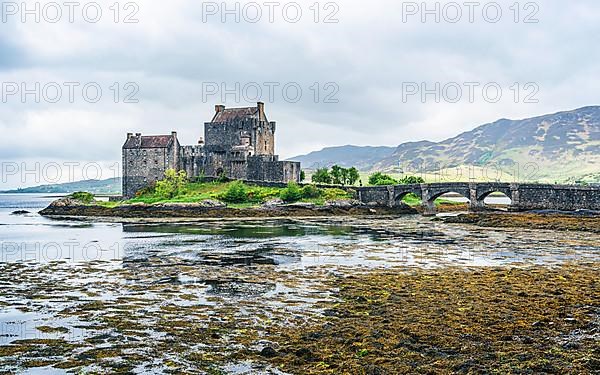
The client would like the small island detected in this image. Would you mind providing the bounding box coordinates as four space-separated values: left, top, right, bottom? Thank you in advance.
39 172 421 219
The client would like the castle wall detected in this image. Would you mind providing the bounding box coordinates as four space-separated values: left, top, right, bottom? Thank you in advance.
254 121 275 155
246 156 300 183
179 145 205 180
123 146 177 198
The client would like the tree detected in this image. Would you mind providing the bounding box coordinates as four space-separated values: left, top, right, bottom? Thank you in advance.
368 172 397 186
155 169 188 198
330 165 343 185
399 175 425 184
312 168 332 184
346 167 360 186
300 170 306 182
221 181 248 203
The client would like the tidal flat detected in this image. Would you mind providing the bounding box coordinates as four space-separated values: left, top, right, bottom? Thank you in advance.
1 195 599 374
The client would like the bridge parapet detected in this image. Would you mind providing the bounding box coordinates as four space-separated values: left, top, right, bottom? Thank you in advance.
356 182 600 214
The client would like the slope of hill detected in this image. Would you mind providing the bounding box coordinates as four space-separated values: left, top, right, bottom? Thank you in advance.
1 178 121 194
292 106 600 183
376 106 600 182
288 145 395 170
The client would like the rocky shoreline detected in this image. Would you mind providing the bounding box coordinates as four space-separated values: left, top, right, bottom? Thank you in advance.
38 197 417 219
441 211 600 233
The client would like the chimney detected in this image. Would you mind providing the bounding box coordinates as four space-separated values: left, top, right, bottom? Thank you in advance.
171 131 177 138
127 132 133 139
215 104 225 113
135 133 141 137
257 102 265 119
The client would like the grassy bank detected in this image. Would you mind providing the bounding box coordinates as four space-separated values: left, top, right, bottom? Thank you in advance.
98 181 353 208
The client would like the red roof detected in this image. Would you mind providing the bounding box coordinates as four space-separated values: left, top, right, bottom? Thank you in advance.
123 135 174 149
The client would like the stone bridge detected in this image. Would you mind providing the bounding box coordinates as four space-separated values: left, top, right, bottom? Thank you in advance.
356 182 600 215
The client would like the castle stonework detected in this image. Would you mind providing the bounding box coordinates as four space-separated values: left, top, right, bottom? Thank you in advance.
122 103 301 198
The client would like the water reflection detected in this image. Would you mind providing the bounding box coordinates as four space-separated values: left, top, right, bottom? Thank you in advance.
0 195 599 373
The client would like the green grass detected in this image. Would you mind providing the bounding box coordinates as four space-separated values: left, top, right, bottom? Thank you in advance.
103 181 352 208
401 193 466 207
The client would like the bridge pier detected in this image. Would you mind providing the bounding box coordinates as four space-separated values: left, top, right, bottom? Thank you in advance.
469 184 485 211
509 183 521 211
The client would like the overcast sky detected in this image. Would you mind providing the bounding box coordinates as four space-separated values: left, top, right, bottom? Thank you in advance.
1 0 599 188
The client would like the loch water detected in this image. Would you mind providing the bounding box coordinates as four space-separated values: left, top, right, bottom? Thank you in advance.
0 194 598 374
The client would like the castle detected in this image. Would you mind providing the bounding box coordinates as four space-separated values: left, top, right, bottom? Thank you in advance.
122 102 301 197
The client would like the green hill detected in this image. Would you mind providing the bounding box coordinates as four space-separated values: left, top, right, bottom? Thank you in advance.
2 178 121 195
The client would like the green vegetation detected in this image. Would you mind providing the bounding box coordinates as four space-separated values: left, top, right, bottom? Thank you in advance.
154 169 188 199
368 172 425 186
311 165 360 186
311 168 332 184
279 182 303 203
113 170 351 208
368 172 397 186
220 181 248 203
69 192 95 204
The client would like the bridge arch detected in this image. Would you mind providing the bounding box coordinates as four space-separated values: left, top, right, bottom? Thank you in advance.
478 190 512 209
393 192 422 206
428 190 471 204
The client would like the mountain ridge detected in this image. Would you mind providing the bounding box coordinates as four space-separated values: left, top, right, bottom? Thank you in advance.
290 106 600 182
1 178 121 194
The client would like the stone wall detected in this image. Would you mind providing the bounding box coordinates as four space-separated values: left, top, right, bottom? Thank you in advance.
179 146 205 180
356 183 600 213
513 184 600 211
122 141 178 198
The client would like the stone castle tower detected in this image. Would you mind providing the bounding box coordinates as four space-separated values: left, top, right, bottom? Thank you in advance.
122 103 301 197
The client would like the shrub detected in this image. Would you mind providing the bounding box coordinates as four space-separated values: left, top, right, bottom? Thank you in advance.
368 172 397 186
280 182 303 202
322 188 350 201
301 184 322 199
399 175 425 184
216 170 229 183
70 191 94 204
221 181 248 203
312 168 332 184
155 169 188 199
246 186 280 203
136 182 156 197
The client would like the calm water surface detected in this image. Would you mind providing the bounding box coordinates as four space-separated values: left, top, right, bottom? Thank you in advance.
0 194 598 374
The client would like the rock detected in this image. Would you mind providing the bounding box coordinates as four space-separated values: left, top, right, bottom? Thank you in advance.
262 198 284 208
47 197 78 208
325 199 362 208
199 199 226 208
10 210 30 215
259 346 278 358
155 203 199 209
285 202 316 209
